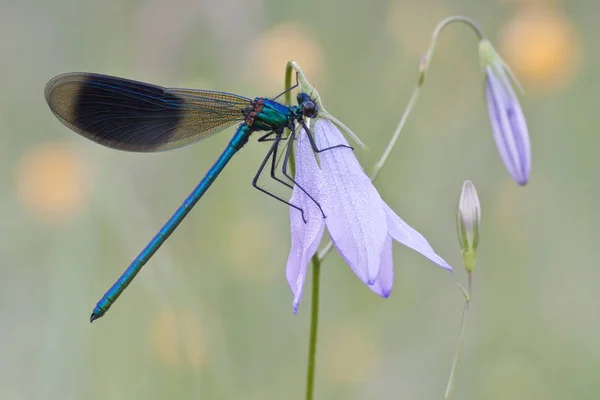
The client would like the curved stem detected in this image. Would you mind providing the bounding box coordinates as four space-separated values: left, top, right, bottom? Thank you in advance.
420 16 484 87
432 16 484 42
305 254 321 400
443 273 472 399
286 61 366 149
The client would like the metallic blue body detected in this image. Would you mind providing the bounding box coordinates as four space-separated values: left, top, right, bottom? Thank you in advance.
92 124 253 320
91 99 300 321
44 73 311 322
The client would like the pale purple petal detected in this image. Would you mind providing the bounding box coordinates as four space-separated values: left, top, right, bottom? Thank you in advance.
314 119 388 285
367 235 394 297
383 203 452 271
286 127 325 313
485 65 531 186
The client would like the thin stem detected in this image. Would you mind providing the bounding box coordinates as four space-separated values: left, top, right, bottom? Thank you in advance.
369 87 421 182
420 16 484 87
432 16 484 43
305 255 321 400
286 61 366 149
443 273 472 399
468 271 472 295
285 63 297 175
285 62 294 107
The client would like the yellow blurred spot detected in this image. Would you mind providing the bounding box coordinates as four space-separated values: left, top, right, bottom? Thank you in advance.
321 322 380 383
149 310 180 366
500 0 555 4
148 309 209 368
499 7 581 90
227 216 276 284
248 21 324 91
181 311 207 368
386 1 450 56
16 141 88 222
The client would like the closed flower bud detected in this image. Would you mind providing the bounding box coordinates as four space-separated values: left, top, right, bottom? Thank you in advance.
456 180 481 272
479 39 531 186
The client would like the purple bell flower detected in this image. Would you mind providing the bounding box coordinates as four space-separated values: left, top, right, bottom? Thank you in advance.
286 119 452 313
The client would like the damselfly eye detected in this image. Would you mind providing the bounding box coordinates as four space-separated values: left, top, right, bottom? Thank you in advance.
302 100 317 118
297 92 309 105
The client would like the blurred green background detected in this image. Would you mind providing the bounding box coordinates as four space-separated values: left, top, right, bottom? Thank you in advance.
1 0 595 398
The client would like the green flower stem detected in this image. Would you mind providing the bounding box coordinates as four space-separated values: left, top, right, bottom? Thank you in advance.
434 15 484 39
284 62 295 108
284 63 297 173
420 16 484 86
284 16 485 395
305 255 321 400
369 87 421 183
443 274 472 400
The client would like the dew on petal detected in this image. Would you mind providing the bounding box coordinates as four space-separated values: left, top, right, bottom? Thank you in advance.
286 129 325 313
315 119 388 284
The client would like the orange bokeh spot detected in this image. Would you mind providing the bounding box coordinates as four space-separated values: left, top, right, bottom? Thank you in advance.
16 141 88 222
321 323 380 383
148 309 208 368
248 21 324 91
149 310 181 366
499 7 581 90
386 1 450 57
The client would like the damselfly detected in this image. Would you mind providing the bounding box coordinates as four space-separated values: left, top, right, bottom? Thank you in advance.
45 73 341 322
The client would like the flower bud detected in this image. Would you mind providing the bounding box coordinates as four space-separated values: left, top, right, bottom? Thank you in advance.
479 39 531 186
456 180 481 272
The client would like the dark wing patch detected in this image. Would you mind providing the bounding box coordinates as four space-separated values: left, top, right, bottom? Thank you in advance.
45 73 251 152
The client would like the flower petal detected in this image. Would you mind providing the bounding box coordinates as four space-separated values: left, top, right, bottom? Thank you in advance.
383 203 452 271
286 126 325 313
314 119 388 285
367 235 394 298
485 65 531 185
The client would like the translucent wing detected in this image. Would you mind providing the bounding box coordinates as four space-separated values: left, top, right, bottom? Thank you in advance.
45 73 251 152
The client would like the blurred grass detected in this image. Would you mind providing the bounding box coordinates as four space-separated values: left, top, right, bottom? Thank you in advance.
1 0 597 399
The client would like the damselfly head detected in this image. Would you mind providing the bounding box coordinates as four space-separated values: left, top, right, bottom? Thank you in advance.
297 92 318 119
